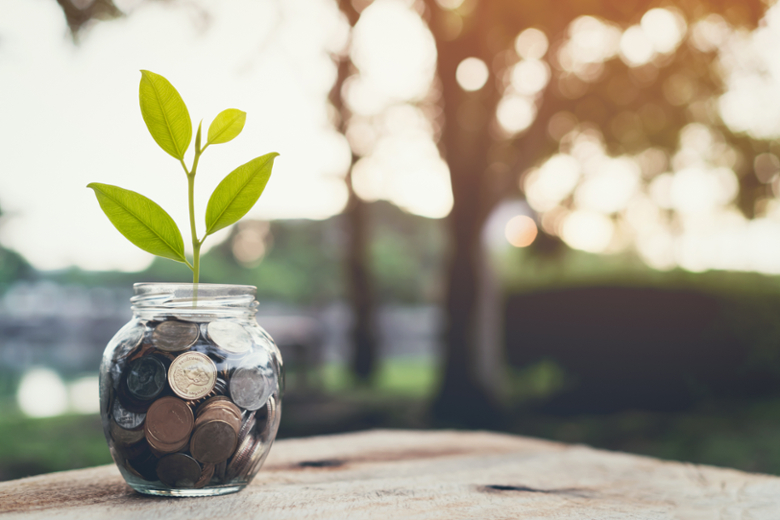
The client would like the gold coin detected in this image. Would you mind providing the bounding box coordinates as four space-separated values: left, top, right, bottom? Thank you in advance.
168 352 217 400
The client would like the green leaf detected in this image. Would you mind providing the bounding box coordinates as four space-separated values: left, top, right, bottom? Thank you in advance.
139 70 192 160
205 152 279 236
207 109 246 145
195 120 202 153
87 182 188 264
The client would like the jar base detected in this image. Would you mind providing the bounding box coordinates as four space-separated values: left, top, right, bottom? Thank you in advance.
129 484 246 497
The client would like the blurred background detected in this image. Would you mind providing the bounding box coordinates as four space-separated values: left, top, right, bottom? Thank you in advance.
3 0 780 481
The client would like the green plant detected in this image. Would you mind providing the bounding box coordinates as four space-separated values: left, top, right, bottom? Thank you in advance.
88 70 278 284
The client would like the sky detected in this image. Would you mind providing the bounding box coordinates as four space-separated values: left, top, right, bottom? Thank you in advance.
0 0 447 272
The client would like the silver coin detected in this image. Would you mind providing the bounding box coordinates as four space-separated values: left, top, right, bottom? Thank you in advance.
207 321 252 354
224 416 257 481
229 367 272 411
112 398 146 430
152 320 199 352
115 326 145 360
258 395 279 441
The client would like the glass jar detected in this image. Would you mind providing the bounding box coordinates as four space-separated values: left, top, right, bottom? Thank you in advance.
99 283 283 497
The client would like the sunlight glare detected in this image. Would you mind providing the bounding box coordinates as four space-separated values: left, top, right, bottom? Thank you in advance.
619 25 655 66
560 210 614 253
456 57 489 91
496 95 536 134
640 8 686 54
515 28 548 60
524 154 581 211
510 59 550 95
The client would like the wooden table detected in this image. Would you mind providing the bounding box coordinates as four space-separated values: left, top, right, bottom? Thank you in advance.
1 429 778 519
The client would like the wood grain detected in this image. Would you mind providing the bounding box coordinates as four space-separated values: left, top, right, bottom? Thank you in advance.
0 430 778 519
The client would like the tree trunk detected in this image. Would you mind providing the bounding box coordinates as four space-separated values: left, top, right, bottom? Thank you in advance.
428 6 505 424
332 1 378 384
344 170 378 383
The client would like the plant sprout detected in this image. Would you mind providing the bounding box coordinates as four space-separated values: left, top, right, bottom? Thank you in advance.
88 70 278 284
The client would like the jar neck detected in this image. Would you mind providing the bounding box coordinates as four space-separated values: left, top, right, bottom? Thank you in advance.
131 283 258 320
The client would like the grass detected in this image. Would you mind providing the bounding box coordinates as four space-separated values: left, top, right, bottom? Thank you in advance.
0 403 112 481
320 357 438 397
4 359 780 481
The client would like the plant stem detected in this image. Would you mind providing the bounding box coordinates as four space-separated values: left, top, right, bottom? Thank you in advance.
187 170 199 283
186 145 204 305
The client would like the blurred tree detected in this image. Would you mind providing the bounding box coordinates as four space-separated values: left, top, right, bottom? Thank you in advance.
54 0 775 424
413 0 768 424
330 0 380 385
54 0 121 38
0 204 33 291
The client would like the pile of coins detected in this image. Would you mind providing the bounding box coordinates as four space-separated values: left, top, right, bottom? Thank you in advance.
103 316 280 491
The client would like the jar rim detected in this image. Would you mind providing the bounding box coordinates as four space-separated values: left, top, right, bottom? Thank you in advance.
131 283 258 316
133 283 256 292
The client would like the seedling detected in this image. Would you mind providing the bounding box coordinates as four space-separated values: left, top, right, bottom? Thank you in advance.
88 70 278 284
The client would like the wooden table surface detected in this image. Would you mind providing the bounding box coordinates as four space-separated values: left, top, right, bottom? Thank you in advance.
0 429 778 519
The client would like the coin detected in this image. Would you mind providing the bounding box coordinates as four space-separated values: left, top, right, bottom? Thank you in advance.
195 395 231 416
144 396 193 447
147 435 190 457
207 321 252 354
156 453 202 488
115 326 145 360
258 395 279 441
194 463 215 488
112 399 146 430
152 320 199 352
190 420 238 464
125 356 167 401
125 445 159 481
168 352 217 400
110 419 145 446
230 366 272 411
214 460 227 483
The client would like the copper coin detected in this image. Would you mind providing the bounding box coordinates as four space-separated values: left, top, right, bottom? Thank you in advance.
194 463 215 488
124 446 158 481
196 409 241 436
169 352 217 400
207 321 252 354
198 397 241 420
156 453 202 488
144 396 193 445
195 395 232 416
152 320 199 352
229 366 272 411
197 401 240 421
110 419 145 446
190 420 238 464
147 432 191 455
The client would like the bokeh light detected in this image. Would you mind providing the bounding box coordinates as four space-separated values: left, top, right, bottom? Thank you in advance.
17 368 68 418
515 28 549 60
496 95 536 134
456 57 489 91
68 376 100 414
505 215 538 247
